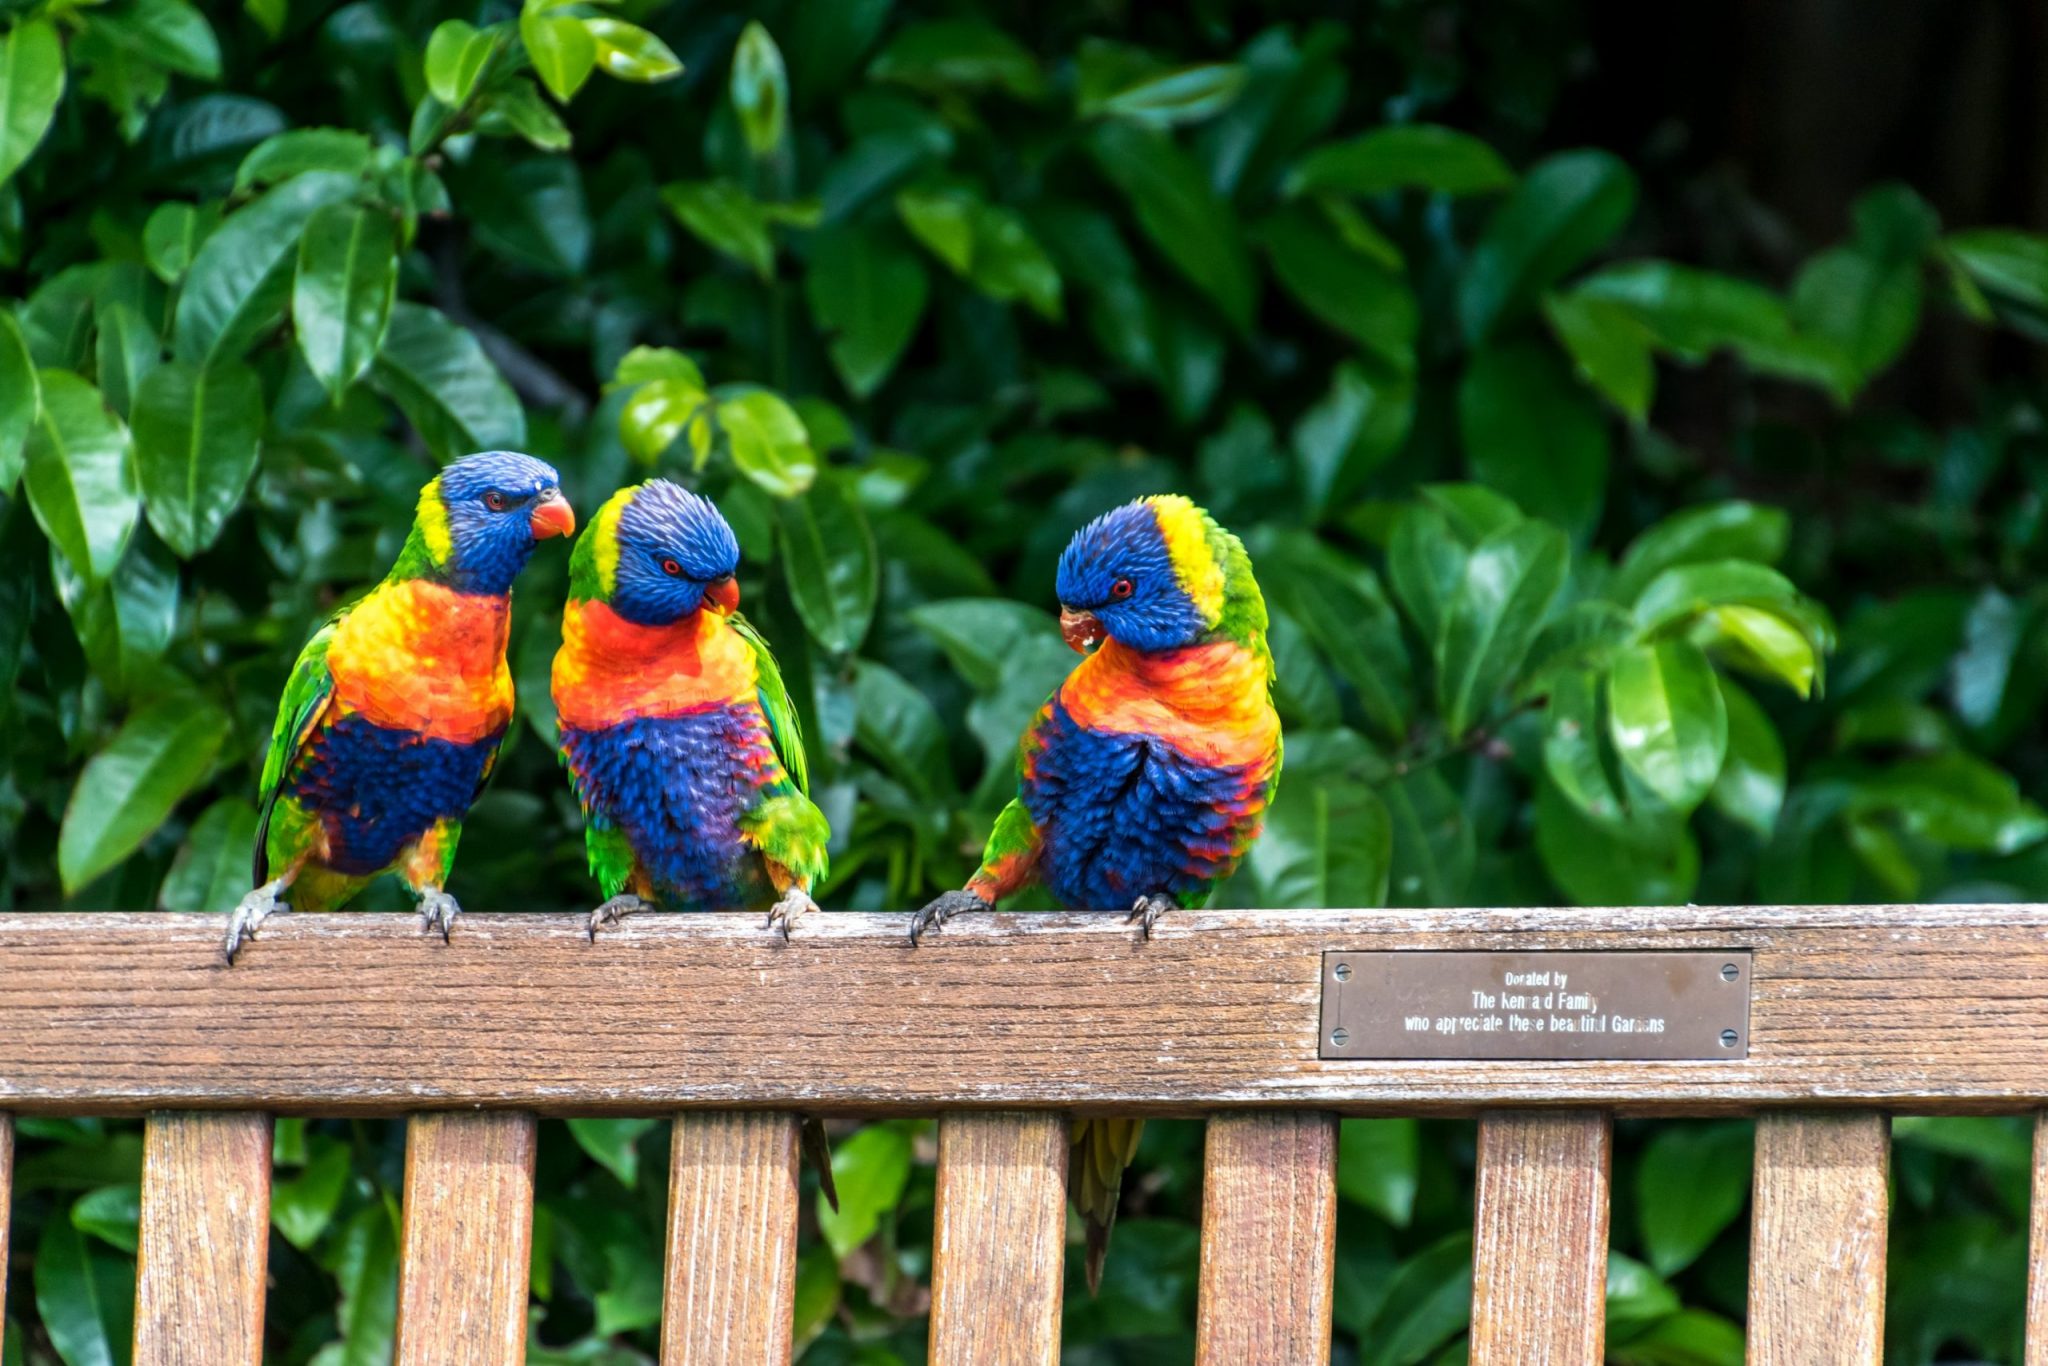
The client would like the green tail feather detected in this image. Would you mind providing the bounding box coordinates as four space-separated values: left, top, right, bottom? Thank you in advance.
1070 1115 1143 1294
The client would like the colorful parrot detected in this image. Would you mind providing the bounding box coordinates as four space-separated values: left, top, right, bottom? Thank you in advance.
550 479 828 939
225 450 576 961
909 493 1282 1289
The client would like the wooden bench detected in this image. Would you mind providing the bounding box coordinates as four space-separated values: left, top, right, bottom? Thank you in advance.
0 904 2043 1363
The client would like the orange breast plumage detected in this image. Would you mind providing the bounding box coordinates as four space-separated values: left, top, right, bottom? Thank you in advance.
327 579 515 745
1057 638 1280 771
551 599 758 732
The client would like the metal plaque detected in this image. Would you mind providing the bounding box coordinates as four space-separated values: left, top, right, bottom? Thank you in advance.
1319 950 1751 1061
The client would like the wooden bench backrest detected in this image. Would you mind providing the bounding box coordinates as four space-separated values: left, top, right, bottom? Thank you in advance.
1 905 2044 1364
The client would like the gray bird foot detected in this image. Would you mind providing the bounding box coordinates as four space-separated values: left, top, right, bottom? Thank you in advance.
908 889 990 946
417 889 462 943
223 879 291 964
587 893 651 941
765 887 820 942
1128 894 1177 941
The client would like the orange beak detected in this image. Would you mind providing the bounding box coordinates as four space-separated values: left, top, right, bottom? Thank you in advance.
706 574 740 615
529 488 575 539
1060 607 1104 653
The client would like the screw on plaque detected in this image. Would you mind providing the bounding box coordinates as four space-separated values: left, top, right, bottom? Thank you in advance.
1333 962 1352 981
1330 1028 1350 1047
1721 963 1740 981
1720 1029 1740 1047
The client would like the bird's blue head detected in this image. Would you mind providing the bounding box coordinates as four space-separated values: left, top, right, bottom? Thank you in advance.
1055 495 1231 654
410 450 574 595
573 479 742 626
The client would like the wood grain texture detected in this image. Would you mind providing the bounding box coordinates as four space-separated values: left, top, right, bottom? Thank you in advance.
661 1111 801 1366
1 907 2046 1114
1195 1111 1338 1364
2028 1111 2047 1366
929 1112 1068 1365
133 1111 273 1365
1748 1112 1890 1365
1469 1111 1611 1364
0 1112 11 1330
396 1111 537 1366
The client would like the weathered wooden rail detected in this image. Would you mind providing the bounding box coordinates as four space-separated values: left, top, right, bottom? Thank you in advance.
0 905 2043 1363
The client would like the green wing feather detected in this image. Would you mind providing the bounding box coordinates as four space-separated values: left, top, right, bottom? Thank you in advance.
730 613 809 796
252 607 347 884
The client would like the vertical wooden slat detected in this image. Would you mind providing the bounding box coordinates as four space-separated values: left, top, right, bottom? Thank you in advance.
1195 1111 1338 1364
396 1111 538 1366
132 1111 273 1365
660 1111 802 1365
0 1112 12 1330
1748 1112 1890 1365
1469 1111 1613 1365
2026 1111 2047 1366
929 1112 1068 1366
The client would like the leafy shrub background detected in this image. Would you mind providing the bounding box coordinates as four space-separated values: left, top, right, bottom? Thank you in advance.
2 0 2046 1361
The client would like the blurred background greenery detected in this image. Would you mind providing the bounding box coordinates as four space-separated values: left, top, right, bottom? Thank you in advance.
2 0 2047 1360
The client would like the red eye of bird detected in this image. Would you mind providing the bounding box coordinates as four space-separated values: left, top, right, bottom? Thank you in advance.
661 557 683 577
483 491 510 512
1111 578 1134 600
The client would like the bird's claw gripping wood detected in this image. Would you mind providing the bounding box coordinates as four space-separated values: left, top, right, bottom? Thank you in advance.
417 890 462 943
222 880 291 964
908 889 990 946
1128 894 1176 940
587 894 650 941
764 887 819 942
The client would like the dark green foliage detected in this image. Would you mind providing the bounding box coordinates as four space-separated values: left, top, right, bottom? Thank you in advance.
1 0 2045 1361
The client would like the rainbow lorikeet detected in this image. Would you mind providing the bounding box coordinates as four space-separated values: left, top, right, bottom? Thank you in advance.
225 451 576 961
550 479 829 938
909 494 1282 1289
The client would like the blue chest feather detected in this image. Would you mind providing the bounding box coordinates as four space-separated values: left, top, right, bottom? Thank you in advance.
1022 700 1259 910
560 707 776 908
290 713 498 875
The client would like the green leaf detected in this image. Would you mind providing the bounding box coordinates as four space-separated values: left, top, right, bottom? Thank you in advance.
1292 359 1413 521
295 203 399 403
719 388 816 498
59 695 231 893
1605 1253 1681 1342
486 77 573 152
1535 774 1699 906
778 476 877 653
1790 242 1921 384
521 9 596 103
1543 289 1656 422
1287 124 1512 198
371 302 526 459
24 371 138 586
1086 62 1245 128
271 1138 351 1250
852 659 949 796
1635 1122 1753 1276
1256 203 1416 372
1610 501 1789 603
143 201 216 284
1436 518 1570 738
1851 752 2048 855
614 352 709 468
1607 639 1727 814
87 0 221 81
1336 1118 1418 1227
1258 531 1412 739
1384 768 1475 907
584 18 682 83
1458 338 1610 537
1247 730 1390 910
234 127 374 192
806 222 928 397
35 1217 120 1366
94 300 160 420
869 20 1045 99
566 1119 657 1189
132 359 263 558
1945 228 2048 307
1543 669 1626 824
1088 120 1256 330
158 797 257 913
896 188 1061 319
70 1185 142 1254
1608 1309 1746 1366
0 308 39 490
0 20 65 190
817 1123 912 1257
1459 149 1636 342
910 598 1063 692
1710 678 1786 838
662 180 775 280
1385 502 1465 648
1359 1231 1471 1366
731 21 788 157
1630 560 1802 636
173 171 359 366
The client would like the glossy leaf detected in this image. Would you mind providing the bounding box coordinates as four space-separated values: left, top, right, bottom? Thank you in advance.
235 127 374 191
142 202 217 284
70 1185 142 1254
566 1118 657 1189
1257 203 1415 372
1544 669 1626 823
1710 678 1786 837
720 389 816 497
731 21 788 156
869 20 1046 99
779 476 877 653
1635 1122 1753 1276
1459 339 1610 537
0 307 40 489
59 695 231 893
1287 124 1513 198
585 18 683 83
522 10 596 103
295 203 399 403
1088 62 1244 128
158 797 257 913
1544 289 1656 422
371 302 526 459
1247 729 1390 910
1945 228 2048 307
1436 518 1570 738
24 371 138 586
132 360 263 558
1459 149 1636 342
1851 752 2048 855
173 171 358 366
663 180 775 279
35 1217 122 1366
806 222 928 397
1607 639 1727 814
93 301 159 420
1336 1118 1419 1227
1535 775 1700 906
0 20 65 189
1610 501 1789 603
1089 120 1255 330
